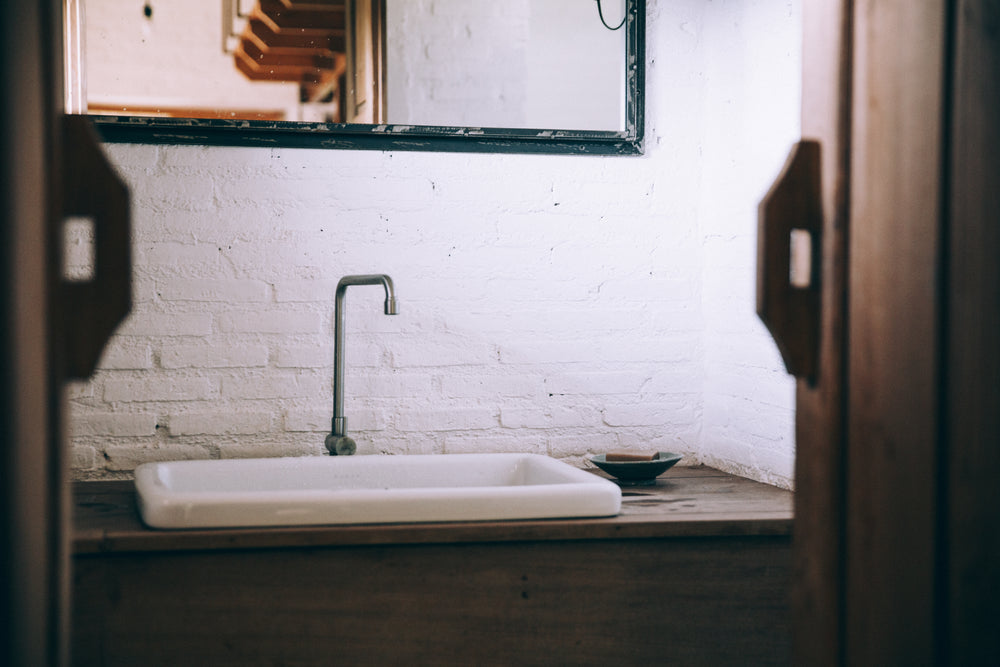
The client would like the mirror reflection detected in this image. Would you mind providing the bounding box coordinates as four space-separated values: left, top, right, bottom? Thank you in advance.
77 0 628 131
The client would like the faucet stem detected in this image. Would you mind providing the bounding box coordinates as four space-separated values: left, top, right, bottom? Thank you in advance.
327 274 397 455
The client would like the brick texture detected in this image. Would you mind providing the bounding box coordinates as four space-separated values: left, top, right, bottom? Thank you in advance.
68 0 800 490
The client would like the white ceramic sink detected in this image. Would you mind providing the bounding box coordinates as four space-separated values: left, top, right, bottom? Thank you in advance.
134 453 621 529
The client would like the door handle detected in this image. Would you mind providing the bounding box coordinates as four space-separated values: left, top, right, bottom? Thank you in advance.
757 140 822 385
60 115 132 379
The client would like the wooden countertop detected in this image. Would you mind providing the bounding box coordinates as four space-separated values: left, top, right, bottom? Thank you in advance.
72 465 793 555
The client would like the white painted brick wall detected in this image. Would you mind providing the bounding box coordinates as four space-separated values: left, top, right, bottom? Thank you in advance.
160 343 269 369
102 376 216 403
695 0 801 486
69 0 800 489
167 412 273 437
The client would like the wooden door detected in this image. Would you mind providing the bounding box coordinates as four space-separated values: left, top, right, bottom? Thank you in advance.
847 2 947 663
2 2 133 665
758 1 852 663
786 1 1000 664
1 2 67 665
942 1 1000 662
788 1 853 664
848 1 1000 663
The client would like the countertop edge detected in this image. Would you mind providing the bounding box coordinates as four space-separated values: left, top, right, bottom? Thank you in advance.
72 467 794 555
73 516 794 555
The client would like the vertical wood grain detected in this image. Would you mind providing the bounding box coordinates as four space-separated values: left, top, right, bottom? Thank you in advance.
792 1 852 664
0 1 67 665
847 1 947 663
74 537 791 666
945 0 1000 663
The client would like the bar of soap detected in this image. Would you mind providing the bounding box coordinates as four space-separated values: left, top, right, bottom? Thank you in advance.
605 451 659 462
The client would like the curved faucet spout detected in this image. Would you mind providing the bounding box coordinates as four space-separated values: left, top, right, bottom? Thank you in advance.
336 273 397 315
328 274 398 455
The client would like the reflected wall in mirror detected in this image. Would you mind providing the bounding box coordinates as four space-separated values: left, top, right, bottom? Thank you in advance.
386 0 627 131
66 0 643 154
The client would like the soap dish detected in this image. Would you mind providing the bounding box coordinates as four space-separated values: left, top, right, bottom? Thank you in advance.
589 452 683 486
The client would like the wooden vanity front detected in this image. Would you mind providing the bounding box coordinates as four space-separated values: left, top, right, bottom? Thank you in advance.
72 465 793 666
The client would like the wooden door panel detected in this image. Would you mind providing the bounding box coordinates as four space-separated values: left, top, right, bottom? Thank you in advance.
847 2 947 663
790 2 852 664
945 1 1000 663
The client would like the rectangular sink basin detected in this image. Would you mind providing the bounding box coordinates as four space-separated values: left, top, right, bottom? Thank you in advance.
134 453 621 529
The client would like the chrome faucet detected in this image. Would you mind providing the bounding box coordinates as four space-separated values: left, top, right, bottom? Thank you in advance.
326 274 398 455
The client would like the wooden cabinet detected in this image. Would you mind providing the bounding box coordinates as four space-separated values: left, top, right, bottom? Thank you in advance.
72 469 793 666
75 537 790 666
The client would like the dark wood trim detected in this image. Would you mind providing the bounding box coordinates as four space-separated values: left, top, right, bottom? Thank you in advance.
794 2 1000 664
944 1 1000 663
1 1 67 665
792 2 852 664
756 140 823 383
58 116 132 380
847 2 947 663
74 535 791 666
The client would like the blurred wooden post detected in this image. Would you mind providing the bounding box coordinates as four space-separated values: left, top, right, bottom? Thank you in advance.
345 0 385 123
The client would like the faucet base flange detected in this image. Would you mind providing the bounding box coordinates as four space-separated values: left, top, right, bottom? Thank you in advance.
325 433 357 456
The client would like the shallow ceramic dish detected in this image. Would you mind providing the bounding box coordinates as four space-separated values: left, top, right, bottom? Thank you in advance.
589 452 683 486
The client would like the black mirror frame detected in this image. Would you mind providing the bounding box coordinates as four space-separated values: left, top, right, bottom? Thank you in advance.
82 1 644 156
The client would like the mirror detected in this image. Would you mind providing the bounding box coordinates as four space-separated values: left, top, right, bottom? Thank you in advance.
67 0 644 155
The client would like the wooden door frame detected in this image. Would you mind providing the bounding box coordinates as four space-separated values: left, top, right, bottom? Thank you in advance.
0 1 67 666
792 1 852 664
941 1 1000 662
847 1 947 663
795 0 1000 664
